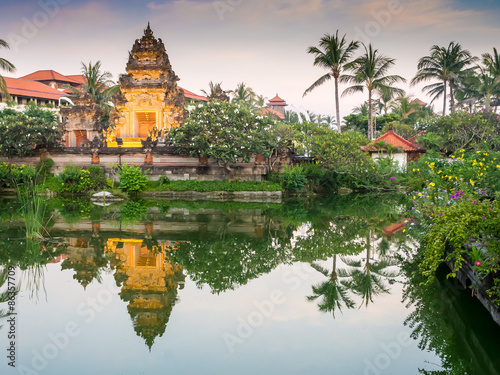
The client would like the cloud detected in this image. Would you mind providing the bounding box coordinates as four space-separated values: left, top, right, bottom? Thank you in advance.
147 1 171 10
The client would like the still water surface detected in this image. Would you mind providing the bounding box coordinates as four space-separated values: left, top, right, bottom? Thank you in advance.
0 195 499 375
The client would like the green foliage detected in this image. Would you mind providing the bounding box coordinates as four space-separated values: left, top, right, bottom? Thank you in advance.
35 158 54 179
118 200 149 225
87 166 107 190
0 107 63 157
168 100 289 166
414 132 443 152
0 163 36 188
118 164 148 194
148 179 282 192
294 121 372 173
277 165 308 192
380 121 419 139
343 112 401 134
417 199 500 285
425 111 499 153
58 164 95 193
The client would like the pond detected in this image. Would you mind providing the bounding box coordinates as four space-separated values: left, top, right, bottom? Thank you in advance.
0 194 499 375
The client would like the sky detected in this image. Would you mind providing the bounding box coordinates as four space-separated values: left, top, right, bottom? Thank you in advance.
1 0 499 120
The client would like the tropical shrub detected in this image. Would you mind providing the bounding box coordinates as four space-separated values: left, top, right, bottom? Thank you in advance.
58 164 95 193
0 163 36 188
278 165 308 192
294 122 372 174
87 166 107 190
424 110 499 154
118 164 148 193
36 158 54 179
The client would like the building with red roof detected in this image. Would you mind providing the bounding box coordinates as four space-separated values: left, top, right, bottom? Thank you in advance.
178 87 208 102
361 130 426 171
257 107 285 120
20 70 82 91
0 77 66 106
267 94 287 116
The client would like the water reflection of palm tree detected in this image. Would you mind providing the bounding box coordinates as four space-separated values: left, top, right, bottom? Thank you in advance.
342 239 398 307
308 255 355 317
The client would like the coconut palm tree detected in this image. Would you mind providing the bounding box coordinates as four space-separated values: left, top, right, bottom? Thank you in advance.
229 82 256 110
473 67 500 110
66 61 119 107
377 85 399 115
303 31 360 133
0 39 16 99
201 81 229 101
284 110 300 124
342 44 406 140
411 42 477 116
352 103 369 116
483 48 500 78
391 94 421 121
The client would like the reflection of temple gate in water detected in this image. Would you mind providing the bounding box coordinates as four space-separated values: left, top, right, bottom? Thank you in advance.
105 239 184 349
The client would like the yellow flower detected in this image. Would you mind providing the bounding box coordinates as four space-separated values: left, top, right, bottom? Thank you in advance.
403 229 406 233
470 179 475 186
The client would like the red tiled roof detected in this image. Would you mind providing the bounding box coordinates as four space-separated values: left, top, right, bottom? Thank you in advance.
20 70 81 84
361 130 424 152
257 107 285 120
3 77 66 100
408 130 426 145
179 87 208 102
65 75 86 85
382 218 412 236
267 94 287 106
412 98 427 107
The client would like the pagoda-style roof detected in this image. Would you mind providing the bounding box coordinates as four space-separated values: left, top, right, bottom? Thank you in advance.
361 130 425 152
128 22 167 67
20 70 81 84
267 94 287 107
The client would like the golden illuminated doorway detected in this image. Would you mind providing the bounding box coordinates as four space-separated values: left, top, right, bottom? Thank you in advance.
136 112 156 138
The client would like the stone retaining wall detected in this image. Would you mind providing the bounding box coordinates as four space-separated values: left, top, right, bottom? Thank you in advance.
0 148 286 182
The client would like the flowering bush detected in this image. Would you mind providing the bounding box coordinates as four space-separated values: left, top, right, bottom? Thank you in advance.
168 101 288 167
58 164 97 193
404 149 500 305
0 162 36 188
0 107 63 158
